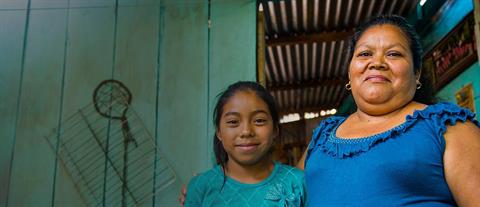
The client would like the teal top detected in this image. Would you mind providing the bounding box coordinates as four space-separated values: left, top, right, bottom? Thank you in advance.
185 162 306 207
305 102 479 206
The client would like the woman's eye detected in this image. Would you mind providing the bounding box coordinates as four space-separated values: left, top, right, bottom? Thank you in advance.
357 51 371 57
387 52 402 57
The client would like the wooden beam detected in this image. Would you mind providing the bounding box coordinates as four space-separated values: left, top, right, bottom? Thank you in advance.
266 30 354 46
257 8 266 86
278 96 347 116
267 78 347 91
277 90 350 115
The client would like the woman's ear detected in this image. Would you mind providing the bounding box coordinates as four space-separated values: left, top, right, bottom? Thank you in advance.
415 70 422 80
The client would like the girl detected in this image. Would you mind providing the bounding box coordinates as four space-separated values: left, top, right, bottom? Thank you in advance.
184 81 306 207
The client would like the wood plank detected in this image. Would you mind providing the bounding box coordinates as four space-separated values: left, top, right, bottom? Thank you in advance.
7 9 74 207
154 1 209 206
112 5 159 206
54 7 116 207
0 10 26 207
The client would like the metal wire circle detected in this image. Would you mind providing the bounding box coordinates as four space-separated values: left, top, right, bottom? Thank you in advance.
93 79 132 120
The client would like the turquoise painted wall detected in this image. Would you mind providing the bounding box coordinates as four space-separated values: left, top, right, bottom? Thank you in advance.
421 0 474 52
0 0 256 206
437 63 480 112
208 0 257 165
419 0 480 112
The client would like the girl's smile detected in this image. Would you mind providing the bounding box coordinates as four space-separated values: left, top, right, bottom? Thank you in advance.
235 143 260 153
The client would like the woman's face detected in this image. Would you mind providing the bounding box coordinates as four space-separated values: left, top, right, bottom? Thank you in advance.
348 24 418 112
217 90 276 167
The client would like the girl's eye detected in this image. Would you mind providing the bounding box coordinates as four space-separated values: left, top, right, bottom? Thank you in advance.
226 120 239 126
254 119 267 125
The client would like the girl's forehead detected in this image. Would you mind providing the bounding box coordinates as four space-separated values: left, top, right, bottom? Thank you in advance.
223 90 270 113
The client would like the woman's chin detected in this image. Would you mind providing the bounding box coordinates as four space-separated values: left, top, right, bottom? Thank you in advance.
358 90 391 104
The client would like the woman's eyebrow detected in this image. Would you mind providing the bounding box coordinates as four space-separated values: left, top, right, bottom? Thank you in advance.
355 42 408 50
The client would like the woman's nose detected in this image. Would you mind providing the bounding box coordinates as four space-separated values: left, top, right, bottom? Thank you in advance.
369 54 387 70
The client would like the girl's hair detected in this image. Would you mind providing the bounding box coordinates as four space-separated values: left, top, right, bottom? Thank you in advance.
213 81 279 171
346 15 436 104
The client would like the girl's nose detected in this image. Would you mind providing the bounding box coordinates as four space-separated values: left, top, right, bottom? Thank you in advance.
240 123 255 138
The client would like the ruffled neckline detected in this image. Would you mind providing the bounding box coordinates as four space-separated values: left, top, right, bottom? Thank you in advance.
310 102 478 159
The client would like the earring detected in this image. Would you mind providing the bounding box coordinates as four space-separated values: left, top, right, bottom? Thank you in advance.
345 81 351 91
416 80 422 89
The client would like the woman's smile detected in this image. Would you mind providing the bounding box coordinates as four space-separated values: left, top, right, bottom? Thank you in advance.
365 74 390 82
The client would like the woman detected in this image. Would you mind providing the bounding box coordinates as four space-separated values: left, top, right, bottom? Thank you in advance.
301 15 480 206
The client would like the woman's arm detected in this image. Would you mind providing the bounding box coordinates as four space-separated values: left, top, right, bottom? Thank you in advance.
179 185 186 206
296 148 307 170
444 121 480 207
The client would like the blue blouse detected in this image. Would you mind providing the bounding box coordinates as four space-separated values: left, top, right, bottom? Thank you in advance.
305 102 479 206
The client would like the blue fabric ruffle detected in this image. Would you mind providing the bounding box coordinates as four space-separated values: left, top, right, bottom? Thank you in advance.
308 102 479 159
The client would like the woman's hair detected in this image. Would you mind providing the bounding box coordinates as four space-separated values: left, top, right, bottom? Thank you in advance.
346 15 436 104
213 81 279 170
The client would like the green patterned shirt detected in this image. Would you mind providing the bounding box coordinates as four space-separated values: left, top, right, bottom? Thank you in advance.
185 162 306 207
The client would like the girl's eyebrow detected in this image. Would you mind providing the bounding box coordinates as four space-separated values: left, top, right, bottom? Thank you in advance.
223 111 240 117
223 110 269 117
251 109 269 115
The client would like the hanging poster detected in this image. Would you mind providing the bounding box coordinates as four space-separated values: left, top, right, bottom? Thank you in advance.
455 83 475 113
422 13 477 91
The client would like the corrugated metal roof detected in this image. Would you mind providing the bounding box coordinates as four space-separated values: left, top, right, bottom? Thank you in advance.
259 0 419 117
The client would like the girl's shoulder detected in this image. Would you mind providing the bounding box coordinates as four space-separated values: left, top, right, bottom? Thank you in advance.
266 163 306 206
188 165 223 187
273 162 304 182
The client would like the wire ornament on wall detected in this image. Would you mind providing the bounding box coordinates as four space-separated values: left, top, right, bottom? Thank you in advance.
45 79 176 207
93 80 137 207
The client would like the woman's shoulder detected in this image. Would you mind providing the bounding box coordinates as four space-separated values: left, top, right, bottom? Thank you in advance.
318 115 345 126
414 102 475 117
307 116 345 147
405 102 480 143
408 102 478 127
310 116 345 137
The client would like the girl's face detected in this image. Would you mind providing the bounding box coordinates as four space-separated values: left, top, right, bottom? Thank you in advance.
216 90 276 167
348 24 418 111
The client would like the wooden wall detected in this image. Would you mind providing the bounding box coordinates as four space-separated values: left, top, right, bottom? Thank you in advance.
0 0 256 206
